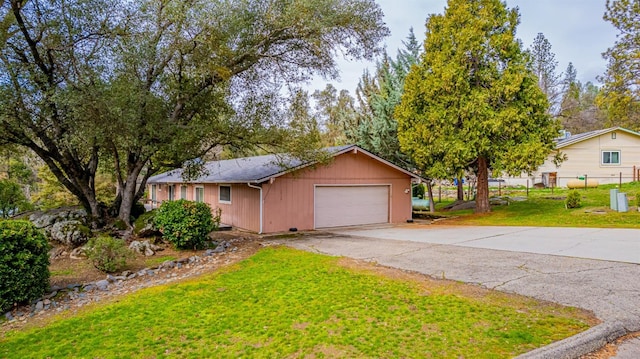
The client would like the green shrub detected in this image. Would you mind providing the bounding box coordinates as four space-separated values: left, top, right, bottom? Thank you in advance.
85 236 133 273
154 200 216 249
565 190 582 209
0 220 50 312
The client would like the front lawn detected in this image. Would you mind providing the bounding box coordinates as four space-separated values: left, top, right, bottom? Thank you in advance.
439 182 640 228
0 247 593 358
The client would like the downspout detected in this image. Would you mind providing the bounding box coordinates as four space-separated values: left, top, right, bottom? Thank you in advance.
247 182 263 234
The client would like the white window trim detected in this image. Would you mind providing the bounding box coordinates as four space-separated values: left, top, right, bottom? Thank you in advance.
194 186 204 203
219 185 232 204
180 185 187 200
601 150 621 165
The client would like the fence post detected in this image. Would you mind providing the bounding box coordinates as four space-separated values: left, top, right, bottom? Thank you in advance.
499 181 502 196
584 174 588 190
526 179 529 197
438 185 441 203
620 172 623 188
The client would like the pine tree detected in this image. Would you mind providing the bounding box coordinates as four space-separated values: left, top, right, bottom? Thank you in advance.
529 33 562 115
597 0 640 131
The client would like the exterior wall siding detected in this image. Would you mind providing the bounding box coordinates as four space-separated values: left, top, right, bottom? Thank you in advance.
261 150 413 233
505 130 640 187
147 182 260 232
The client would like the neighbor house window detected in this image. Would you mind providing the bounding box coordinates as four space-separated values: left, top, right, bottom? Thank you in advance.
195 186 204 203
612 132 617 139
168 185 175 201
602 151 620 165
219 185 231 204
180 185 187 200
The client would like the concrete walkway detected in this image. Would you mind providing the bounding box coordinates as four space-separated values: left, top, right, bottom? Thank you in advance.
278 224 640 358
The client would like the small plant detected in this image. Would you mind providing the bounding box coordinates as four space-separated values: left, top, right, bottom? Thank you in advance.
85 236 133 273
154 200 218 249
0 220 50 313
565 190 582 209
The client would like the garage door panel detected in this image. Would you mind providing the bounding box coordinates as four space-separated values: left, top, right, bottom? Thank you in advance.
315 186 389 228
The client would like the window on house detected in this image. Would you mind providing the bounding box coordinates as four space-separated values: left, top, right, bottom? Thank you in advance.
168 185 175 201
151 184 157 202
612 132 617 139
195 186 204 203
180 185 187 200
219 185 231 204
602 151 620 165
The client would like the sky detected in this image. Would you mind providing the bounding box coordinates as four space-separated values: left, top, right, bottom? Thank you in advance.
310 0 619 95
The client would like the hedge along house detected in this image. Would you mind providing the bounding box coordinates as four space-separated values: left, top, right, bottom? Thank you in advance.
146 145 422 234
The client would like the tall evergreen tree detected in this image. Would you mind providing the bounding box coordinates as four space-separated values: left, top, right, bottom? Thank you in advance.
353 28 422 169
396 0 561 214
559 64 606 133
597 0 640 131
529 33 562 115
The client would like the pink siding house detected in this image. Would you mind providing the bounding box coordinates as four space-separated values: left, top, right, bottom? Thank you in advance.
147 145 421 233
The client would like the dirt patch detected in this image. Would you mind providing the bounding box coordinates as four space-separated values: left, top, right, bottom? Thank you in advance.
580 332 640 359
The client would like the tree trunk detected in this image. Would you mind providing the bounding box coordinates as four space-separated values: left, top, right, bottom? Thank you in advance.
426 180 436 213
117 162 146 226
475 156 490 213
456 176 464 201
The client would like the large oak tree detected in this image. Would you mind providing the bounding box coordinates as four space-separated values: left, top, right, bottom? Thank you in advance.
0 0 388 224
396 0 560 213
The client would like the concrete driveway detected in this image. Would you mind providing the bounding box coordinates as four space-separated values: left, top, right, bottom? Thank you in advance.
329 225 640 264
278 224 640 358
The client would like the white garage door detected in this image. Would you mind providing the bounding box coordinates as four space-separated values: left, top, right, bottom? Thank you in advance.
315 186 389 228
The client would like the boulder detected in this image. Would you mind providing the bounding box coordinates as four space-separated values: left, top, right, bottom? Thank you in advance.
129 240 162 256
50 220 91 247
26 207 90 247
133 210 160 238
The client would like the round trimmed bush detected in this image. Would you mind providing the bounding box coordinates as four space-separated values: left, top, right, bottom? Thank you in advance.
0 220 50 313
154 200 215 249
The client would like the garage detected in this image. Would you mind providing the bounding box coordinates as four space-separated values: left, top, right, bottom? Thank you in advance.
314 185 390 228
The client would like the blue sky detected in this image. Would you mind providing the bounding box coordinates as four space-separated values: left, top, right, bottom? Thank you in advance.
311 0 618 95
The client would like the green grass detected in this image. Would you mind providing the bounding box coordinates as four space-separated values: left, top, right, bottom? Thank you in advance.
144 255 178 267
49 269 74 276
440 182 640 228
1 247 591 358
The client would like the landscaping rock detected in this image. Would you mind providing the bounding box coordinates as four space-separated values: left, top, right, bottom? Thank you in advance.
133 210 160 238
69 246 88 259
129 240 162 256
95 280 109 291
27 207 90 247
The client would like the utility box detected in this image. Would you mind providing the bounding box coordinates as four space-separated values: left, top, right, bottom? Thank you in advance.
617 192 629 212
610 188 619 211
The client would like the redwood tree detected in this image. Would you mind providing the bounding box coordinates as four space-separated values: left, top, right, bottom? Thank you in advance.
395 0 560 213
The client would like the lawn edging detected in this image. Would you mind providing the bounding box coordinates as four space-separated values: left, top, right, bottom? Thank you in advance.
516 321 627 359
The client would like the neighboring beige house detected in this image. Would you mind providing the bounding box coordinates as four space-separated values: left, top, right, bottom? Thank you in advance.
504 127 640 188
